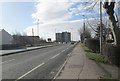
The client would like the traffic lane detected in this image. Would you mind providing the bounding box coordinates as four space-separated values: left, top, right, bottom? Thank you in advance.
20 45 74 79
2 44 73 79
2 44 71 72
2 44 71 78
2 43 71 70
2 43 70 61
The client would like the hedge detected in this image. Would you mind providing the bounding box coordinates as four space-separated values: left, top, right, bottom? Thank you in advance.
103 44 120 66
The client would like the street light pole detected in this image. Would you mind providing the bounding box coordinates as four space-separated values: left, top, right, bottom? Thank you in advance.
32 28 34 46
37 19 39 37
71 27 73 42
82 15 85 32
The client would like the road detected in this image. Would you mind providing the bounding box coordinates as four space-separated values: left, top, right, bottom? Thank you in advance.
1 43 74 80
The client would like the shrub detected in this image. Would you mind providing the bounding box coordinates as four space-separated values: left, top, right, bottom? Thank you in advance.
103 44 120 67
84 38 100 53
86 53 107 63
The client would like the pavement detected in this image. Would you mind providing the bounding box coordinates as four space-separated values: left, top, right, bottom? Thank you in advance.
55 43 119 80
0 44 56 56
98 63 119 79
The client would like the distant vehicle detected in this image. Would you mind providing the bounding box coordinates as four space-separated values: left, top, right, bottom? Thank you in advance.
63 42 65 44
71 42 74 44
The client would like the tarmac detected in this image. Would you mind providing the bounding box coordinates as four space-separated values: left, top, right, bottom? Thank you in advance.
55 43 119 80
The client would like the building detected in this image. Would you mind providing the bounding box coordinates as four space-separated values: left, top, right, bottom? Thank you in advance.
56 32 71 43
56 33 62 42
0 29 13 45
62 32 71 42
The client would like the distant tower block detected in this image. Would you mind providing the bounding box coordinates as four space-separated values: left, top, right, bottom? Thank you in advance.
55 31 71 43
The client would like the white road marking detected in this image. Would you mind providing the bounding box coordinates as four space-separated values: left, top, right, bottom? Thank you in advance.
50 54 60 59
0 59 15 64
61 50 65 53
50 46 71 60
15 62 45 81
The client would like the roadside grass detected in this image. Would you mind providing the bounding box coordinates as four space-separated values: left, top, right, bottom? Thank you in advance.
99 75 120 81
80 43 90 52
86 53 107 63
80 43 107 63
100 77 120 81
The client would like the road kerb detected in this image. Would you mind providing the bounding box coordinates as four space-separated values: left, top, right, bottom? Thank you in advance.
52 52 72 80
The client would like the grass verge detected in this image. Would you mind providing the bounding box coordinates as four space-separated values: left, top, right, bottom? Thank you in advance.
86 53 107 63
100 79 120 81
80 43 107 63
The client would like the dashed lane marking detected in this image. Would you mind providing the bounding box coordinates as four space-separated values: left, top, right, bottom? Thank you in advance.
15 62 45 81
50 46 71 60
50 53 60 59
0 59 15 64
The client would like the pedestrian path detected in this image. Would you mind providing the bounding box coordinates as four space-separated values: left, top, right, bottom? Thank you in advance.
0 49 26 55
56 43 107 79
0 45 53 56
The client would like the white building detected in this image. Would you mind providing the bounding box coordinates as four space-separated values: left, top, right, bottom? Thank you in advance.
0 29 13 45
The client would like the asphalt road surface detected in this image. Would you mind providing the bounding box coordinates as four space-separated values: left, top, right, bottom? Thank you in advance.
1 43 75 80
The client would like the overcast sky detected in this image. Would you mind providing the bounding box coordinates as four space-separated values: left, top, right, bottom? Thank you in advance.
1 0 120 41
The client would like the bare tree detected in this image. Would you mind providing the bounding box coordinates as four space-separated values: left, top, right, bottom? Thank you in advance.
82 0 120 46
103 0 120 45
12 32 32 46
78 27 91 43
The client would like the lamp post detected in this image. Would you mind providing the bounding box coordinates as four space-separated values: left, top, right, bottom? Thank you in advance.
71 27 73 42
32 28 34 46
37 19 39 37
82 15 85 31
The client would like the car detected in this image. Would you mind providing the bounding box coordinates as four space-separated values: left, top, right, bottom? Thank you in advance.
71 42 74 44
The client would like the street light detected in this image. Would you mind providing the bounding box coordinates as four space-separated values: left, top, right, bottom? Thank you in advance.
32 28 34 46
82 15 86 31
37 19 39 37
71 27 73 42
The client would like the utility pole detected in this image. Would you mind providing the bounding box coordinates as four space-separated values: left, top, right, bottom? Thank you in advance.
82 15 86 43
37 19 39 37
82 15 86 32
71 27 73 42
32 28 34 37
55 28 56 42
100 0 103 54
32 28 34 46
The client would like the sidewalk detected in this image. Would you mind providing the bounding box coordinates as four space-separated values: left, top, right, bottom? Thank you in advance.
56 43 109 79
0 44 54 56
